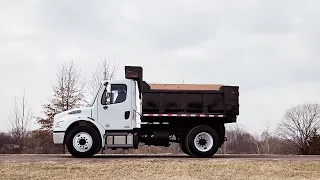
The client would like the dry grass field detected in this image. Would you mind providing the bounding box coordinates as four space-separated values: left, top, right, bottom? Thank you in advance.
1 155 320 180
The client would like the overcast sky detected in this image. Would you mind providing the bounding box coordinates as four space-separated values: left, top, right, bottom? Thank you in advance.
0 0 319 134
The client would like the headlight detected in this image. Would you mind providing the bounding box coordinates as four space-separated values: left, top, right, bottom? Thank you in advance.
55 121 65 128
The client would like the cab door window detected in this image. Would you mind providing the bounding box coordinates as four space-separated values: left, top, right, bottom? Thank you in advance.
101 84 127 105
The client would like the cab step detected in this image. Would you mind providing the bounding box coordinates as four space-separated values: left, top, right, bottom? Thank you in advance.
104 131 139 149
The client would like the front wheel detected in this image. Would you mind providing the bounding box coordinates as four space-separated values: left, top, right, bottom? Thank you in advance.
185 125 220 158
65 126 101 158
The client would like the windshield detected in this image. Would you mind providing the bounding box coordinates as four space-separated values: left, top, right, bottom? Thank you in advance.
87 84 103 107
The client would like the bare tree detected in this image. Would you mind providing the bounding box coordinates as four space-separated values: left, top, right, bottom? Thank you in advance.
266 135 299 155
306 128 320 155
260 120 271 154
37 60 85 153
277 102 320 154
88 59 118 96
253 133 261 154
37 60 85 131
0 132 13 153
7 92 33 153
224 124 257 154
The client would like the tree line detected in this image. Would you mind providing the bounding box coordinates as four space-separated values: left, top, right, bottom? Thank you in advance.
1 59 320 155
2 59 117 154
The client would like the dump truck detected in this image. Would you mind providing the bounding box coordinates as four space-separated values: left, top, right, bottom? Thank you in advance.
52 66 239 158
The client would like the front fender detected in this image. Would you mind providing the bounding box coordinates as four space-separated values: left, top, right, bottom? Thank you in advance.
53 115 106 147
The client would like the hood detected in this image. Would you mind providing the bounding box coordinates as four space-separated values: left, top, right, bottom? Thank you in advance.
54 107 92 122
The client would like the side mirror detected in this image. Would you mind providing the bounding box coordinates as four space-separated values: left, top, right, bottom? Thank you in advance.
106 94 111 105
106 84 112 105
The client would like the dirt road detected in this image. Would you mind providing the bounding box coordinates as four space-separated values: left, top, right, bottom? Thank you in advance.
1 154 320 162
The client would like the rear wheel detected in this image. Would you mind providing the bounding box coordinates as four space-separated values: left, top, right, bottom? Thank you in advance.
65 126 100 158
185 125 220 158
95 145 102 154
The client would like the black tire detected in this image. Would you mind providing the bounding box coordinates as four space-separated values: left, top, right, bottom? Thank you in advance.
65 126 101 158
95 145 102 155
179 142 191 155
185 125 220 158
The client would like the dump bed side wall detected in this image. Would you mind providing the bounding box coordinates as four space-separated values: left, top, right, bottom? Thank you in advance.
142 91 224 114
142 82 239 122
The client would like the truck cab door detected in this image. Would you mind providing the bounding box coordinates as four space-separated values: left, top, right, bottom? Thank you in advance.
98 81 132 130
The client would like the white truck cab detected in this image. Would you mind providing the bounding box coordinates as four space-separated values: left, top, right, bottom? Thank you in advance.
52 78 141 157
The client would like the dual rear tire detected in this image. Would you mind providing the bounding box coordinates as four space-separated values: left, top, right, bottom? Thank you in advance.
180 125 220 158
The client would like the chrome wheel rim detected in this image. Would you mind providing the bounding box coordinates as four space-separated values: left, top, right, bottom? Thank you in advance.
72 132 93 152
194 132 213 152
